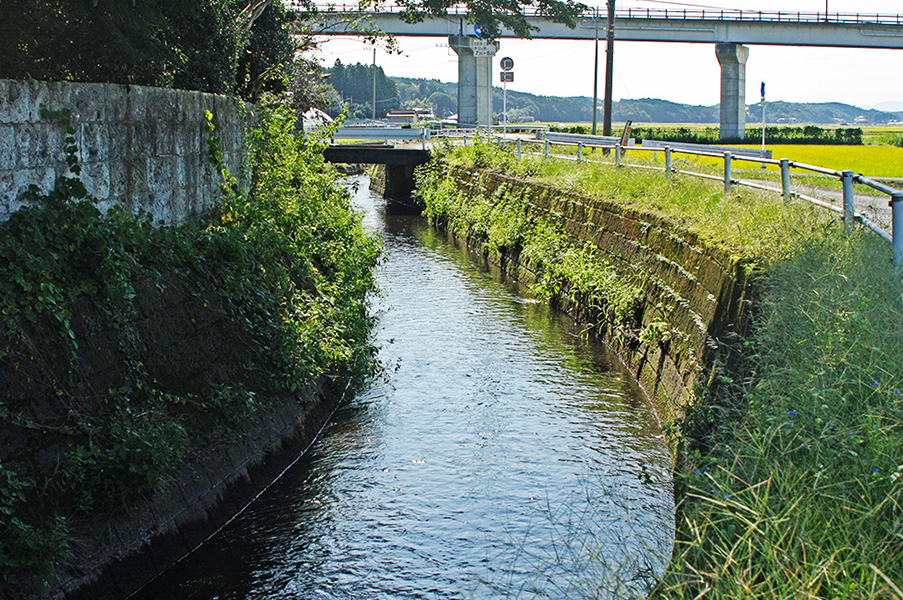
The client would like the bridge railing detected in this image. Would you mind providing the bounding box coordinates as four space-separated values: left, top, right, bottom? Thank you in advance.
432 130 903 265
296 3 903 25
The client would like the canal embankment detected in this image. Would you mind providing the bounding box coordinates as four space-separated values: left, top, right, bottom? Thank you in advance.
410 141 903 598
412 153 755 428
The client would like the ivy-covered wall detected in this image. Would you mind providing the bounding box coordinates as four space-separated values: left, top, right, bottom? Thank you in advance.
418 163 754 425
0 79 248 225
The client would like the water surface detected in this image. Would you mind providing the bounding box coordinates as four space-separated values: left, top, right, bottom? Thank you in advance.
133 176 674 599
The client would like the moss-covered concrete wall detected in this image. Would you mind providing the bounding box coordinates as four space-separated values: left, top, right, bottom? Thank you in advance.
0 273 343 600
439 165 754 424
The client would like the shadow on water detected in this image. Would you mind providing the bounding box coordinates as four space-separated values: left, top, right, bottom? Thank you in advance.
131 176 674 600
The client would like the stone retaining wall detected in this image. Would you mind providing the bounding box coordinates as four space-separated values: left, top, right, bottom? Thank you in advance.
438 165 754 424
0 79 249 225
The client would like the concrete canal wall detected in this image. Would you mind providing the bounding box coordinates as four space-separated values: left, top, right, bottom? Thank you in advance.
420 164 754 425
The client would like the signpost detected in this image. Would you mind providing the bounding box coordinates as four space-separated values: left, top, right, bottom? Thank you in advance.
500 57 514 136
760 81 766 169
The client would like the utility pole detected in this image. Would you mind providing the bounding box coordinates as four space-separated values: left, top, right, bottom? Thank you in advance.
591 8 600 136
372 47 377 121
603 0 615 139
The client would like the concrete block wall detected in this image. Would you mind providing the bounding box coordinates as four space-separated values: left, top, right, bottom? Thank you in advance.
0 79 250 225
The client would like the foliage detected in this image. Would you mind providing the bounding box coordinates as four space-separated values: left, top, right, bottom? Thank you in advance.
504 143 831 260
375 0 587 40
415 142 644 330
0 107 154 333
0 0 308 105
657 229 903 598
0 101 379 585
214 103 381 384
325 60 400 118
234 1 298 102
57 409 189 513
0 464 68 586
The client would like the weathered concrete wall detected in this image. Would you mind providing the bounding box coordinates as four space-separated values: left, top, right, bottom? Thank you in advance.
438 166 753 424
0 79 249 225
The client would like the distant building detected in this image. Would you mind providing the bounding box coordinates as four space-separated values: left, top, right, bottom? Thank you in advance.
385 108 435 125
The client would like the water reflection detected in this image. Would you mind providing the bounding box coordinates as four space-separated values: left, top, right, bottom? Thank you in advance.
132 176 673 600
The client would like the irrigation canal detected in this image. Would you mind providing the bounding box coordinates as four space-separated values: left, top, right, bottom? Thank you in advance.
132 176 675 599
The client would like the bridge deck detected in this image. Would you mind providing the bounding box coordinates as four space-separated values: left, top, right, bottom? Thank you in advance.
302 4 903 48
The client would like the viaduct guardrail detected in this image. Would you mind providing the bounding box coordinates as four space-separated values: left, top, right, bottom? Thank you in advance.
294 3 903 26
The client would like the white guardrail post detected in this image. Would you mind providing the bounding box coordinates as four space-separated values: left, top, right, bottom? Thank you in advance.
665 147 672 180
781 158 791 202
544 139 550 158
842 170 855 231
894 192 903 267
578 142 583 162
615 144 622 166
724 152 732 193
517 138 522 157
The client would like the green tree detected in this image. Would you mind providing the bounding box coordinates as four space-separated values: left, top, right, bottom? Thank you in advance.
326 60 399 118
429 91 456 117
384 0 587 40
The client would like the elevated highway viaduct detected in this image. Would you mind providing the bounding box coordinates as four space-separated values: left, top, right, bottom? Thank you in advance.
300 6 903 138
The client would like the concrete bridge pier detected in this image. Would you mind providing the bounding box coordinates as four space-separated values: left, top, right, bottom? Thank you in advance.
449 35 498 128
716 42 750 140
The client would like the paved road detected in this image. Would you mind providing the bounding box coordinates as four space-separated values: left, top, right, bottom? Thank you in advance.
738 177 896 230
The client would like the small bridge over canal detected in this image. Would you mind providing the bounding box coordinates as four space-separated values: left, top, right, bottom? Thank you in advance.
323 143 430 204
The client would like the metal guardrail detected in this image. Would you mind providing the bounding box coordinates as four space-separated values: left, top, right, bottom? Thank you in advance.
542 131 636 147
332 125 431 149
427 130 903 265
293 3 903 25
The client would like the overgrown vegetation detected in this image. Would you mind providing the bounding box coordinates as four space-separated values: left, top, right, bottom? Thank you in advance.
415 142 645 331
0 0 325 107
658 229 903 598
0 102 379 586
417 140 903 597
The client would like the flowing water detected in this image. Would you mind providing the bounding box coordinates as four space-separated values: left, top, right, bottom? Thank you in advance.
132 176 674 599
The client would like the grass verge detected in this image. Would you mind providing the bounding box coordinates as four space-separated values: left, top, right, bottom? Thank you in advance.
658 228 903 598
426 141 903 598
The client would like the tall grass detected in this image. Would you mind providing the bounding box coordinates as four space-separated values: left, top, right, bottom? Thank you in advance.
444 142 832 261
435 142 903 598
658 229 903 598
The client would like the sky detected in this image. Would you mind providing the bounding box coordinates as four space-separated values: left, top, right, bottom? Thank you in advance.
313 0 903 110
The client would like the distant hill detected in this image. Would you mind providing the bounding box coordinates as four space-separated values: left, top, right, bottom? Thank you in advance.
745 102 897 126
391 75 899 125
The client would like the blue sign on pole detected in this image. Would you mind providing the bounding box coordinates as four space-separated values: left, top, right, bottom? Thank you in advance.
474 24 484 38
761 82 765 99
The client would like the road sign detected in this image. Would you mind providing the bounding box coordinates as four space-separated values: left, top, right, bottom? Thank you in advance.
500 72 514 82
470 39 498 57
500 56 514 71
